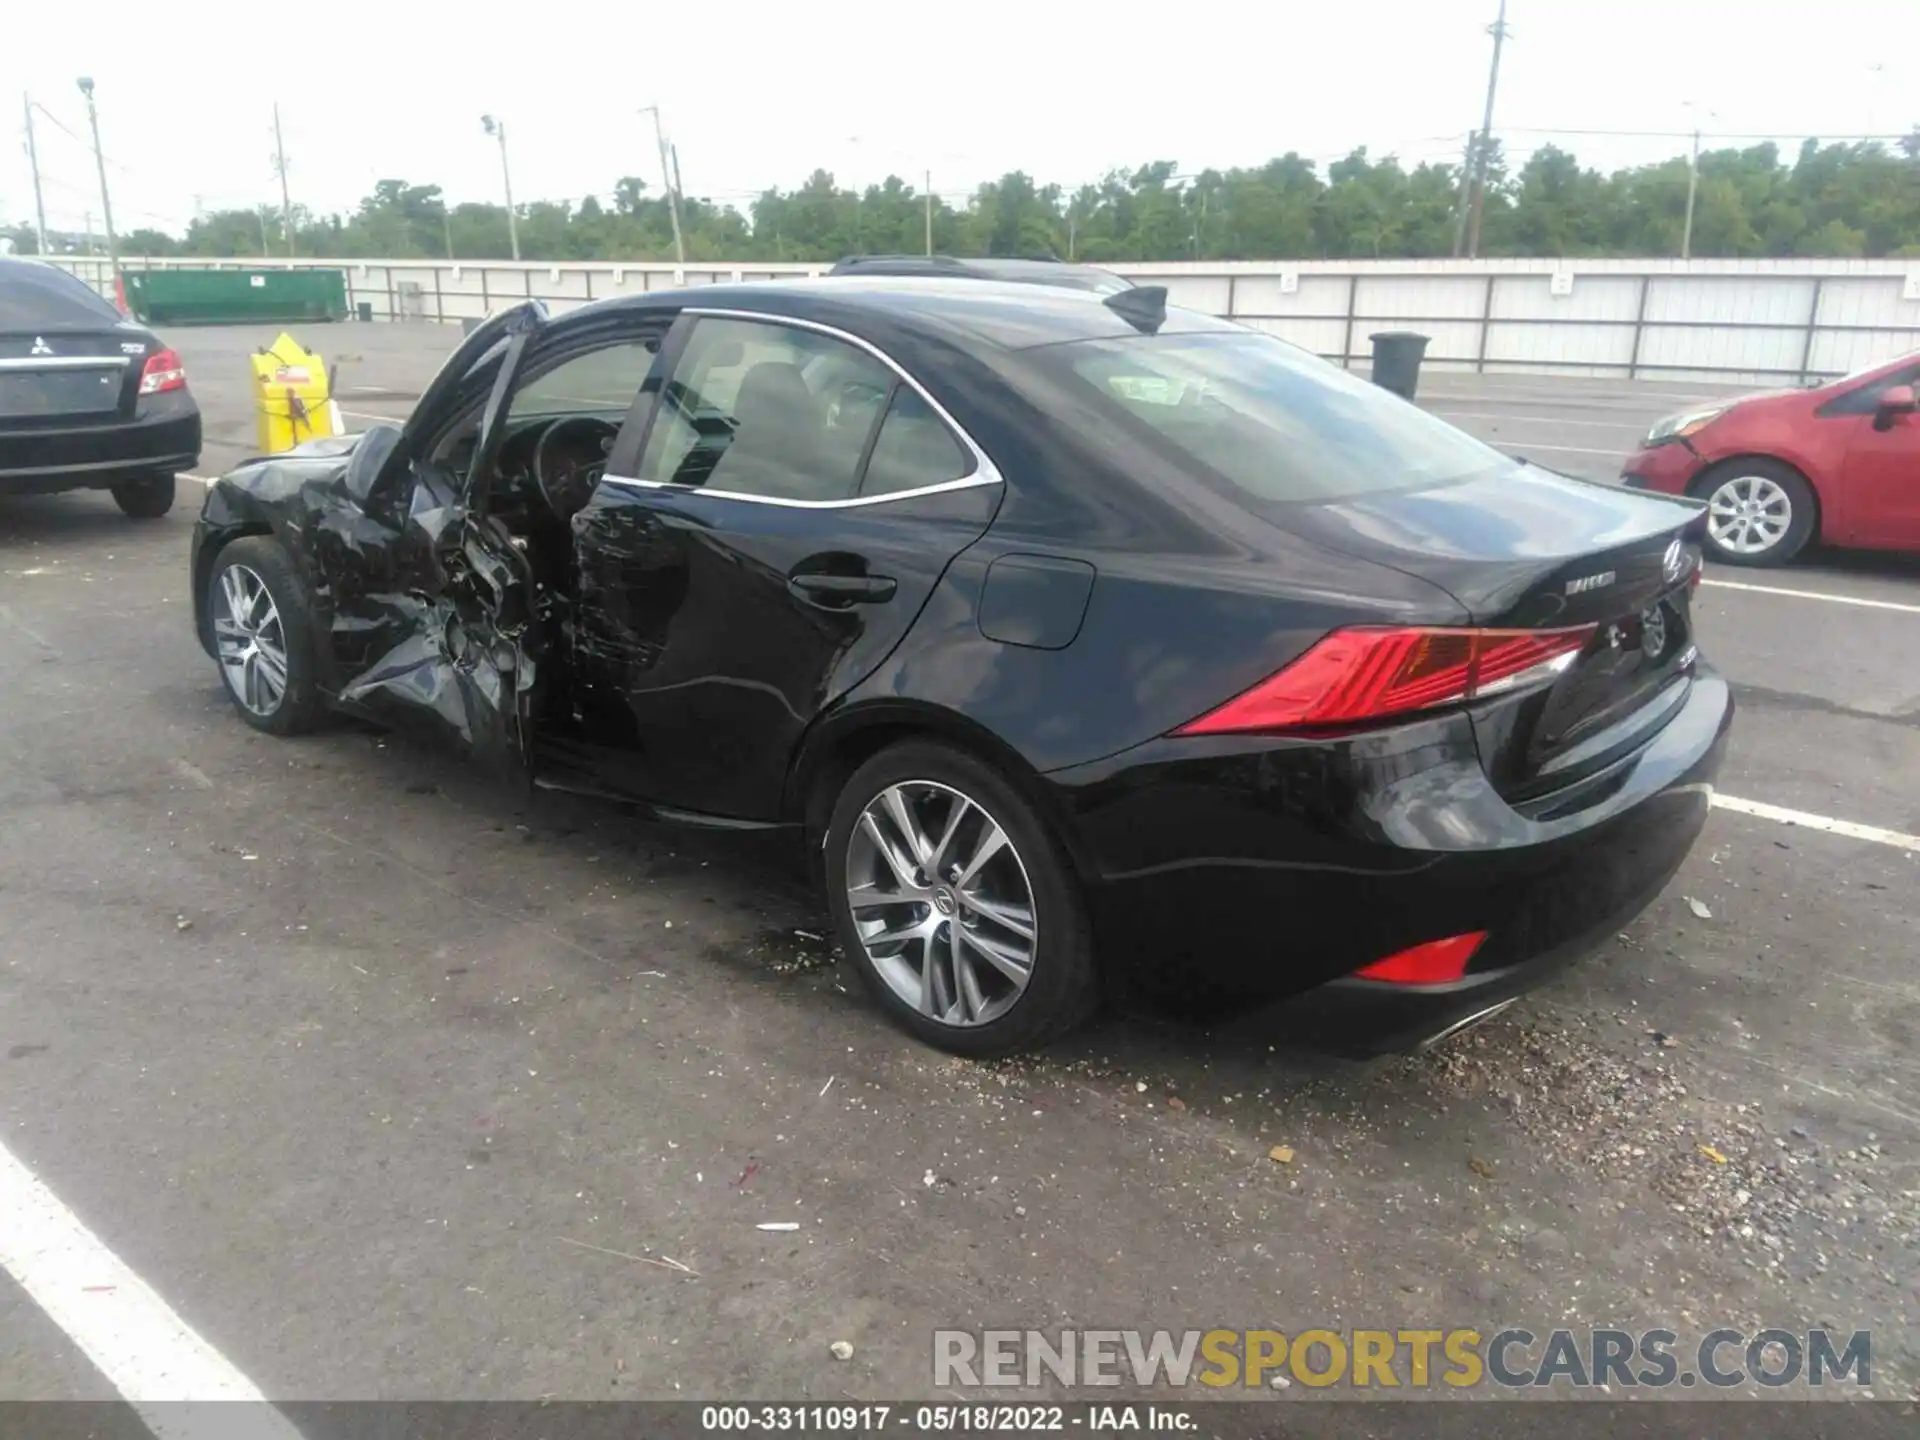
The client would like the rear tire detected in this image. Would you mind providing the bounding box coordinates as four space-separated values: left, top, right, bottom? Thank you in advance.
206 536 325 736
823 740 1097 1057
111 472 176 519
1689 459 1815 567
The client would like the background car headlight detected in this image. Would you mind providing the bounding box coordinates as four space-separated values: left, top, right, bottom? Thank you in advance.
1644 406 1728 446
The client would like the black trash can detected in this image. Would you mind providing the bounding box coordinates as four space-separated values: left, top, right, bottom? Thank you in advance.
355 301 374 323
1368 331 1430 400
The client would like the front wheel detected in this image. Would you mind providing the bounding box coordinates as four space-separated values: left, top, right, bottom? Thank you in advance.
111 472 176 519
207 536 326 736
823 740 1097 1057
1691 460 1816 566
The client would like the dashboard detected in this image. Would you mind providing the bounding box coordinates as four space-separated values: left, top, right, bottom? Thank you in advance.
488 413 621 524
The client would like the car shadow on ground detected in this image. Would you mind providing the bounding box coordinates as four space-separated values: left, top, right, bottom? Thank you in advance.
0 492 176 552
328 715 1386 1094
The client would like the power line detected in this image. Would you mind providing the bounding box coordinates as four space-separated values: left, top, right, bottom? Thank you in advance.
29 100 139 175
1502 125 1915 141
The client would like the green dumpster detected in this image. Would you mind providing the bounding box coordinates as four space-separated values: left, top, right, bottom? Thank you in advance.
122 268 349 326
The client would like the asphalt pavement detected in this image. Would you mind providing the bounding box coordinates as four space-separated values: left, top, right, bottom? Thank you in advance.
2 321 1915 1416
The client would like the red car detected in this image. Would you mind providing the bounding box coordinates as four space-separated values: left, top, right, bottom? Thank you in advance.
1621 349 1919 565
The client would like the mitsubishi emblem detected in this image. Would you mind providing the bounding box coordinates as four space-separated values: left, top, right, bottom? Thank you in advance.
30 336 54 356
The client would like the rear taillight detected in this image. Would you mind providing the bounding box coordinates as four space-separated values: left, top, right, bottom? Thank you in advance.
1172 624 1596 736
138 348 186 395
1354 932 1488 985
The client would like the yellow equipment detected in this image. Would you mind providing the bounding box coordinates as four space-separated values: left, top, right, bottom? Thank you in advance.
250 332 341 454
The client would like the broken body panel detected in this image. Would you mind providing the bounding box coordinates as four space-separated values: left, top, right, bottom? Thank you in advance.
192 303 547 777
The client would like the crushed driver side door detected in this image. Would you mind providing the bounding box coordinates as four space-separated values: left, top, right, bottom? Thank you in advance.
328 302 549 778
428 305 549 777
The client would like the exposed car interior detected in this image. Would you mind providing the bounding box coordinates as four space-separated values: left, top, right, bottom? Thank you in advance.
430 317 973 561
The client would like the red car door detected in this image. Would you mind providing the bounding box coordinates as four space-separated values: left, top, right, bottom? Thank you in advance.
1838 393 1920 551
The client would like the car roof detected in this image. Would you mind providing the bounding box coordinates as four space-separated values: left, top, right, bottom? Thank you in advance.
828 254 1132 293
568 275 1233 354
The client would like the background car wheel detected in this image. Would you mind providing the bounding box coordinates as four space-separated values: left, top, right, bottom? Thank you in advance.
824 740 1097 1057
1689 459 1815 566
207 536 325 736
111 472 176 519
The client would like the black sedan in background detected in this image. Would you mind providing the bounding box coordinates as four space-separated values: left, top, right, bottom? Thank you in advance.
1 257 199 517
188 278 1729 1056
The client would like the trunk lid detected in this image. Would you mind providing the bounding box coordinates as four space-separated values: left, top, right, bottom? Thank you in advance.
1273 463 1707 799
0 329 142 427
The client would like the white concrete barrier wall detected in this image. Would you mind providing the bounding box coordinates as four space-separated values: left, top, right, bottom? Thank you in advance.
48 255 1920 386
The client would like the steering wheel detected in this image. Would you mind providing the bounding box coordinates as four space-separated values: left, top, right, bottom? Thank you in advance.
531 416 619 521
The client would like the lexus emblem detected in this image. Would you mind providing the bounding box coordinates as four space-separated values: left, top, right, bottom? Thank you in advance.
1662 539 1686 585
29 336 54 356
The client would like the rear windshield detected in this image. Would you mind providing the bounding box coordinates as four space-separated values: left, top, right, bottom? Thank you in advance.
1041 330 1510 502
0 262 123 329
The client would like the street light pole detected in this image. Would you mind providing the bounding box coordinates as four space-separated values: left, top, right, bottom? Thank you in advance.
639 106 686 266
76 78 120 285
481 114 520 261
924 169 934 255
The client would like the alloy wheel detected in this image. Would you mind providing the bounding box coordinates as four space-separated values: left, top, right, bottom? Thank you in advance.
1706 474 1792 556
845 780 1037 1027
212 563 290 718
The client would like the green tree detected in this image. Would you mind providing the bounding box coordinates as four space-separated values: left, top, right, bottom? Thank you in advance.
103 133 1920 265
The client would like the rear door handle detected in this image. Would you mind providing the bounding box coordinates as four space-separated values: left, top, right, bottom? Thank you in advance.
788 572 898 606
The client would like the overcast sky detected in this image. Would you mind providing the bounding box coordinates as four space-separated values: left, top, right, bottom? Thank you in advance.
4 0 1912 238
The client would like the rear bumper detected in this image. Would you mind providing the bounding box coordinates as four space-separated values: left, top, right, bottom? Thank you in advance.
0 394 201 494
1047 668 1733 1048
1619 441 1706 496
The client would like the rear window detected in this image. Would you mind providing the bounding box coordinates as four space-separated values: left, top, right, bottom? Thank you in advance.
0 262 122 329
1044 330 1509 502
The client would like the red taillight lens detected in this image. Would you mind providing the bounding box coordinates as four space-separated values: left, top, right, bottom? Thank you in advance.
138 348 186 395
1172 624 1596 735
1354 931 1487 986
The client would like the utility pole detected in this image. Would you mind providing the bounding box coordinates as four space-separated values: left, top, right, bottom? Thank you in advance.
1681 125 1701 260
639 106 686 266
83 210 94 255
272 102 295 256
443 210 455 261
76 78 119 284
480 114 520 261
924 170 933 256
23 95 49 255
1680 102 1716 260
257 205 271 254
670 142 687 247
1464 0 1509 259
1451 129 1478 257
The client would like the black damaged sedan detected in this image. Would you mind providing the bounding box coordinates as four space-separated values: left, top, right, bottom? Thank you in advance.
189 279 1730 1056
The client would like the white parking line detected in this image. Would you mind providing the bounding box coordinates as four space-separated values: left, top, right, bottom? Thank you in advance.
0 1139 302 1436
1701 578 1920 615
1713 793 1920 854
